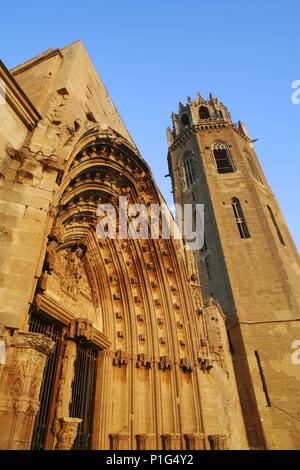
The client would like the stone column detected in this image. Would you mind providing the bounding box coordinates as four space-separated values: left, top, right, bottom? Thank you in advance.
54 340 77 421
52 340 79 450
0 331 54 450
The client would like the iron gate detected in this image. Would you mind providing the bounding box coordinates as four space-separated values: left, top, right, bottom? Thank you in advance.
29 312 62 450
69 341 98 450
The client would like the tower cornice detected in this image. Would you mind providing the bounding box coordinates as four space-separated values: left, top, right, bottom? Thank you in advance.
168 120 251 151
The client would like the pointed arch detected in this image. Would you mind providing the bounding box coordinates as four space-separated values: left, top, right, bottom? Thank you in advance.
199 106 210 119
212 142 235 174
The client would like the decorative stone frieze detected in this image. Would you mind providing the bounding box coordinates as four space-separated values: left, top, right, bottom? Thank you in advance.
7 146 60 186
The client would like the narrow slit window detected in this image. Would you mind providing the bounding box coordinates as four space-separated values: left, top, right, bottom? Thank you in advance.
183 155 195 186
255 351 271 407
232 198 251 239
205 257 211 280
267 205 286 246
213 143 235 174
247 155 263 183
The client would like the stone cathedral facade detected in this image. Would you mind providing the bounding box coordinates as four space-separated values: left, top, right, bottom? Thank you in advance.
0 41 298 451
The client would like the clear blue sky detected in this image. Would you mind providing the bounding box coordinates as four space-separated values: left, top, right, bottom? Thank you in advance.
1 0 299 250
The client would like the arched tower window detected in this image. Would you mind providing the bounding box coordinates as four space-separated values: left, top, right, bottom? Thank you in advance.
246 154 263 183
232 198 251 239
180 113 190 128
267 205 286 246
183 152 195 187
212 142 235 174
199 106 210 119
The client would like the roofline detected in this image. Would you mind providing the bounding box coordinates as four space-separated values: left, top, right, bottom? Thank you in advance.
0 59 41 129
11 48 63 76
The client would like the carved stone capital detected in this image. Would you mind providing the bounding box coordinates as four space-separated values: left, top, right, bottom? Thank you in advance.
136 433 156 450
12 331 55 356
54 417 82 450
184 433 206 450
161 433 181 450
109 433 130 450
0 331 54 449
208 434 228 450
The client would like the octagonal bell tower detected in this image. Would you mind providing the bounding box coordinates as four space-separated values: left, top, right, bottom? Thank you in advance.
167 92 300 450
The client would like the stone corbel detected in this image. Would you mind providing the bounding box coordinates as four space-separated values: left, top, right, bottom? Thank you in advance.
184 433 206 450
54 417 82 450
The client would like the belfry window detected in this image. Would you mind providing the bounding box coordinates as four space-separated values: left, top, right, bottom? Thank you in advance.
232 198 251 239
183 153 195 187
181 113 190 128
199 106 210 119
267 205 286 246
213 143 235 174
247 155 263 183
